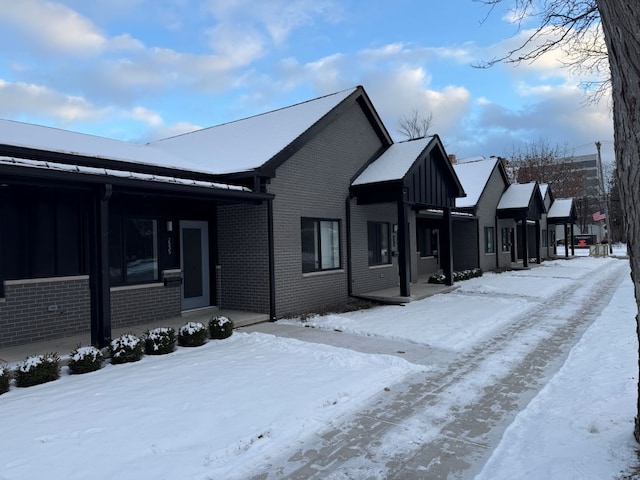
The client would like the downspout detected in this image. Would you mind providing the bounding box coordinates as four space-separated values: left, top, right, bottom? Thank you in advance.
345 195 353 297
267 198 276 320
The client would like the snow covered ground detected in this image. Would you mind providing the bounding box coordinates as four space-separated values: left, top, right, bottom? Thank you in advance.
0 252 637 479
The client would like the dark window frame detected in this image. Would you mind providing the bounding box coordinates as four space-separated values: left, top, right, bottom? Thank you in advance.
485 226 496 254
367 221 392 266
501 227 511 252
417 224 439 258
109 215 160 286
301 217 341 274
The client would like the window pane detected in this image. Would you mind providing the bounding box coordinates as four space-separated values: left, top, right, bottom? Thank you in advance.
320 220 339 269
301 219 318 273
368 222 391 266
379 224 389 264
125 219 158 282
485 227 495 253
109 217 123 283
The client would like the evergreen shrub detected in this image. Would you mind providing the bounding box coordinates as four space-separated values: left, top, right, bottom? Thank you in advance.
428 268 483 284
0 364 10 395
144 327 177 355
68 346 104 374
14 353 61 387
178 321 208 347
109 334 144 364
208 315 234 340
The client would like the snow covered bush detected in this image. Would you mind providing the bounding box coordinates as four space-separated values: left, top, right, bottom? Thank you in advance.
178 321 207 347
68 346 104 374
14 353 60 387
109 333 143 364
144 327 177 355
0 364 10 395
429 268 483 284
208 315 234 340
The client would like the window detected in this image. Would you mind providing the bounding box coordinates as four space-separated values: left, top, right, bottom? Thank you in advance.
109 217 159 284
301 218 340 273
485 226 495 254
0 191 87 282
417 224 439 258
542 229 548 247
367 222 391 266
501 227 511 252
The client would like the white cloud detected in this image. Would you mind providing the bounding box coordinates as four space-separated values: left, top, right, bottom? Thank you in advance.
0 0 107 56
0 78 108 122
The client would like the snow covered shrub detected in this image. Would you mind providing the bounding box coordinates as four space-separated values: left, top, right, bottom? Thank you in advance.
428 273 447 284
109 333 143 364
208 315 234 340
68 346 104 374
178 321 208 347
14 353 60 387
144 327 177 355
0 364 10 395
429 268 483 284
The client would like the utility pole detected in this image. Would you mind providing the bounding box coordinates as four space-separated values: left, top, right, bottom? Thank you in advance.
595 141 612 253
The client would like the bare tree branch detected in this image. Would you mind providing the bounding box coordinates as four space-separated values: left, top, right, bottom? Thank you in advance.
397 109 434 140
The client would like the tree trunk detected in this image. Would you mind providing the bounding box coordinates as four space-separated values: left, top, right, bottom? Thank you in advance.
596 0 640 443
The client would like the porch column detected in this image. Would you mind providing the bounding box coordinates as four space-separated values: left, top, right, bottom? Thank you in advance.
89 184 112 347
522 219 529 268
397 191 411 297
535 219 541 264
441 207 454 286
564 223 570 258
570 224 576 256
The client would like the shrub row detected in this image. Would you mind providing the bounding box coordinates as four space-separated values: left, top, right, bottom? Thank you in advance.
428 268 483 284
0 315 234 393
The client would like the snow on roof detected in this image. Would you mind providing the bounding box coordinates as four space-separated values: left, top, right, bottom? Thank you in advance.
539 183 549 199
547 198 574 218
497 182 537 210
453 158 498 208
150 87 358 175
0 119 211 174
352 137 433 186
0 156 248 191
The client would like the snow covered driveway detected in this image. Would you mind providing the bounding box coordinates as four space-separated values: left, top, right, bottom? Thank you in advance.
250 258 632 479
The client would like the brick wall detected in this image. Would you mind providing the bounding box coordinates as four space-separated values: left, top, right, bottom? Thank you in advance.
110 269 182 329
217 203 270 313
0 276 90 348
267 101 385 316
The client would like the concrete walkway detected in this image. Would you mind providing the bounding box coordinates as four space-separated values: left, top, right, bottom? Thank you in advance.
241 260 628 479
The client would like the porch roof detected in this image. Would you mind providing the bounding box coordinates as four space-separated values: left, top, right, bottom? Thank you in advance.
350 135 465 208
497 182 546 220
547 198 577 223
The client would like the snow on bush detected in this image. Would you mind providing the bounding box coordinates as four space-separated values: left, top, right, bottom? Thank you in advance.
429 268 483 284
208 315 234 340
68 346 104 374
0 364 10 395
14 353 60 387
109 334 143 365
178 321 208 347
144 327 177 355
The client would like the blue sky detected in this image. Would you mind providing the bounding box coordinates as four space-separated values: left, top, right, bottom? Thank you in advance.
0 0 614 164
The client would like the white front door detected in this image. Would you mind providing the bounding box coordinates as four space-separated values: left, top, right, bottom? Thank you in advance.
180 220 210 311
